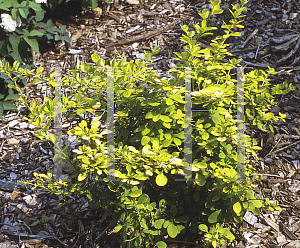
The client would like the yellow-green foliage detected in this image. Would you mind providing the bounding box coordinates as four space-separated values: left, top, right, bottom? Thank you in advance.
1 0 293 247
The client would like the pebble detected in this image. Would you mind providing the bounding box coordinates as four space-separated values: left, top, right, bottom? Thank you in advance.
9 120 19 128
68 49 83 55
28 124 39 130
277 233 286 244
289 13 298 20
270 106 281 114
23 195 38 206
20 138 30 143
17 203 30 214
126 0 139 4
294 199 300 210
131 42 139 50
285 113 292 119
244 211 258 225
19 122 28 129
254 223 266 229
39 146 48 154
264 157 273 164
247 52 255 59
10 172 17 180
282 14 289 21
7 138 20 145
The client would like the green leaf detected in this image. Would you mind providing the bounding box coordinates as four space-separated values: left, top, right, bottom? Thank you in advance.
9 35 18 57
208 210 221 223
189 220 197 234
28 30 44 37
91 0 98 9
156 241 167 248
163 122 171 129
194 162 207 169
23 36 40 54
174 216 189 223
145 112 153 119
128 186 142 198
195 173 206 187
170 94 185 103
91 54 100 63
202 132 209 140
30 220 41 226
137 193 150 205
167 223 178 238
160 115 172 122
251 199 263 208
141 136 150 145
48 133 56 144
113 224 122 233
193 190 200 202
152 138 159 150
252 208 261 215
78 172 87 181
198 224 208 233
233 202 242 214
34 131 46 139
62 36 71 43
29 1 42 11
219 152 226 159
166 98 174 105
163 220 171 228
61 25 67 34
153 114 161 122
19 7 29 18
156 172 167 186
262 112 274 121
91 120 100 129
0 103 4 118
4 94 20 101
123 91 131 97
162 139 172 147
164 133 171 140
35 10 45 22
154 219 165 229
173 138 181 146
3 101 17 111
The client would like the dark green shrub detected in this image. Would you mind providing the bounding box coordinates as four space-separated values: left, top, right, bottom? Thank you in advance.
0 0 111 117
0 0 69 117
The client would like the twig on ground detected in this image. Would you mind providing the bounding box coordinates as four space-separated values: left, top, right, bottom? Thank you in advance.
267 140 300 155
95 223 111 241
105 18 187 48
1 227 69 247
264 135 282 159
241 28 258 48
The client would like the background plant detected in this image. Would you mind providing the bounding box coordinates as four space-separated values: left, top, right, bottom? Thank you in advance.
47 0 112 11
0 0 111 117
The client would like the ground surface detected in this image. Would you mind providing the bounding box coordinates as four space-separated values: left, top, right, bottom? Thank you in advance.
1 0 300 247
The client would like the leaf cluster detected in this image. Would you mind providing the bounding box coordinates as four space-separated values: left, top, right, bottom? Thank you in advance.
1 0 292 247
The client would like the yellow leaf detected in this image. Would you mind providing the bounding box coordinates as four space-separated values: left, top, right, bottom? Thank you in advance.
156 172 168 186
